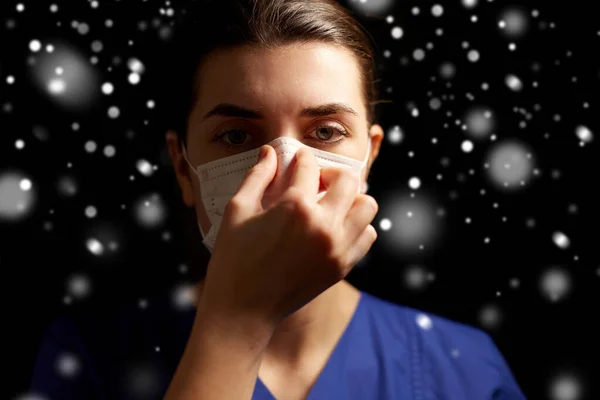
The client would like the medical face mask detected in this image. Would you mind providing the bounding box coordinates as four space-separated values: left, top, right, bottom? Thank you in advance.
181 136 371 254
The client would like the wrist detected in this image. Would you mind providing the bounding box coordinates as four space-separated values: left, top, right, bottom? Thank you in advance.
194 298 277 351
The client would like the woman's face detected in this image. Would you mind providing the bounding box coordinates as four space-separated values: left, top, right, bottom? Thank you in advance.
166 42 384 237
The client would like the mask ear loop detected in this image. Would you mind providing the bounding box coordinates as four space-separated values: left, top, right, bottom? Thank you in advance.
180 143 197 173
360 136 372 194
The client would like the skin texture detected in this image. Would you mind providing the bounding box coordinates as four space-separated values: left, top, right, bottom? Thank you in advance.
166 42 384 400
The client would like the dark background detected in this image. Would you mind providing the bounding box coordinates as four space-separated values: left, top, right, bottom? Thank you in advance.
2 0 599 399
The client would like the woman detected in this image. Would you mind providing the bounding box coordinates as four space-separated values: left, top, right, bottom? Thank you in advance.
30 0 527 399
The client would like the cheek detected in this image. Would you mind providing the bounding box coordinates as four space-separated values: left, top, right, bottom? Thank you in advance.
360 169 369 193
318 181 326 194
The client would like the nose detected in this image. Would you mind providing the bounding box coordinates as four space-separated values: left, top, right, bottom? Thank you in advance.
260 152 327 210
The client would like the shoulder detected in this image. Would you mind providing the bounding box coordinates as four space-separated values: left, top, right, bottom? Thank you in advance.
361 291 489 349
52 287 195 347
30 289 196 400
361 292 526 399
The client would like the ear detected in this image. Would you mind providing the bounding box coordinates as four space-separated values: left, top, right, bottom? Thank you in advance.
165 130 196 207
367 123 384 171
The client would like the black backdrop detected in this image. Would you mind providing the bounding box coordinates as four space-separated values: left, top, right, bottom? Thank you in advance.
2 0 599 399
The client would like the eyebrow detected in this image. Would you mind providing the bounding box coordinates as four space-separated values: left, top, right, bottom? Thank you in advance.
201 102 359 121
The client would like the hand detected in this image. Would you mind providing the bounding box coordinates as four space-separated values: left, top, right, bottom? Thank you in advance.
197 144 378 327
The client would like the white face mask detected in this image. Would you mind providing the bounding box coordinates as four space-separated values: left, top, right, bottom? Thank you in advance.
181 136 371 254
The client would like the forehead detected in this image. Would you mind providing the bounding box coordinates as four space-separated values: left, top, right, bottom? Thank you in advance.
192 42 365 120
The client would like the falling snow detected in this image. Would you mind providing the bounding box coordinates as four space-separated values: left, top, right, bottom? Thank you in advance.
550 373 582 400
391 26 403 39
3 1 598 397
540 267 571 302
416 313 433 330
505 74 523 91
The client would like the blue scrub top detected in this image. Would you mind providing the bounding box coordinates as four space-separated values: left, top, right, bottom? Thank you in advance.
29 290 527 399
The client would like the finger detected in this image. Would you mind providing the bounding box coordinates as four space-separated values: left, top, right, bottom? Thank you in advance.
341 224 377 272
287 146 320 200
231 145 276 217
343 194 379 244
318 167 359 220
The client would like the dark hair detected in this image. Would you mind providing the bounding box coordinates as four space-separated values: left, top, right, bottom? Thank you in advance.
159 0 390 148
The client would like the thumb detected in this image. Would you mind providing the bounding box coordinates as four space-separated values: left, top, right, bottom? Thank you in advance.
231 145 276 216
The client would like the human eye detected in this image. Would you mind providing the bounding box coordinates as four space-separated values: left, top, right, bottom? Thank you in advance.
310 123 349 146
212 129 252 148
